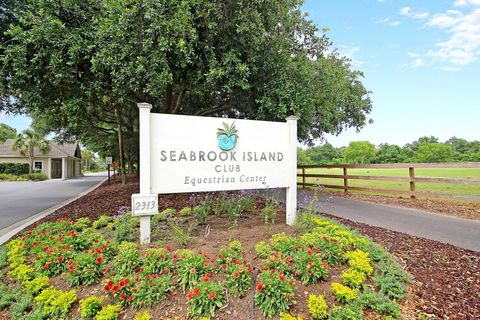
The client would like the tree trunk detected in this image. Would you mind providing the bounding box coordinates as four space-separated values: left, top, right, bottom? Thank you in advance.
115 106 127 185
29 148 34 175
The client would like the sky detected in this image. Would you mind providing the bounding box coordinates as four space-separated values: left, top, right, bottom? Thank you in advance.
1 0 479 147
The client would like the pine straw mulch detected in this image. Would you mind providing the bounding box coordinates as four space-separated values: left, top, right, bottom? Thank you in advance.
23 177 480 319
317 189 480 221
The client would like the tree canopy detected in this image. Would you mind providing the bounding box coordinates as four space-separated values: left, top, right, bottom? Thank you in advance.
1 0 372 175
0 123 17 143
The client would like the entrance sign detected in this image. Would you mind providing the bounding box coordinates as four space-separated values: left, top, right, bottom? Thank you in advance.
135 103 298 244
105 156 113 165
150 114 290 193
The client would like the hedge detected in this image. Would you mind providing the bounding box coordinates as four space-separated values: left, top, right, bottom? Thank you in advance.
0 163 30 175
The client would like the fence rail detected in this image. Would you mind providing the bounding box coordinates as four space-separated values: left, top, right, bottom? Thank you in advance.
297 162 480 201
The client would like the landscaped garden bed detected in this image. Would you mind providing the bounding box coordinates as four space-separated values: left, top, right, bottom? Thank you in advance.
0 179 409 319
1 178 478 319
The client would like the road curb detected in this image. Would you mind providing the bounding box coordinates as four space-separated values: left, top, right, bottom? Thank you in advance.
0 176 108 245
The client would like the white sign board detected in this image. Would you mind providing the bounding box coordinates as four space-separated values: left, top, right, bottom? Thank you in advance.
150 114 290 194
106 156 113 165
134 103 297 244
131 193 158 216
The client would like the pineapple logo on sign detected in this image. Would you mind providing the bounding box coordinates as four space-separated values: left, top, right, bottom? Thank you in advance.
217 122 238 151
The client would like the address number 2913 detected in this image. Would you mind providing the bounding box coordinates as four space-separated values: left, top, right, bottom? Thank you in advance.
131 194 158 216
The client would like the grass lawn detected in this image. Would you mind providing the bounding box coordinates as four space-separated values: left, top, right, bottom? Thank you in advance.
297 168 480 198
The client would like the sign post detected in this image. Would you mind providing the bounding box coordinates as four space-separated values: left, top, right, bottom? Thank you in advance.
106 156 112 184
133 103 298 244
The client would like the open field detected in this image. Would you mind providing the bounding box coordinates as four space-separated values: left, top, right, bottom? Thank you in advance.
297 167 480 199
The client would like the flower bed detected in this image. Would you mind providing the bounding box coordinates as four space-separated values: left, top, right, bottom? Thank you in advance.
0 196 409 319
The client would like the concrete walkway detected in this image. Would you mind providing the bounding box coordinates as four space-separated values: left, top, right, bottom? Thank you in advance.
271 189 480 252
0 172 107 243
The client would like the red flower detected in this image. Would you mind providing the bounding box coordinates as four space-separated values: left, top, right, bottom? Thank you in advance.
187 287 200 299
166 245 173 252
120 293 126 300
285 293 291 301
161 269 168 275
269 269 276 274
218 254 223 259
202 276 210 282
119 280 126 288
159 254 165 259
208 292 217 300
203 262 209 267
279 275 285 281
42 264 49 270
190 268 197 274
103 284 111 292
233 271 240 277
128 295 133 302
152 274 159 279
112 285 119 293
256 283 264 292
96 257 104 264
56 256 65 263
221 264 227 270
233 259 240 265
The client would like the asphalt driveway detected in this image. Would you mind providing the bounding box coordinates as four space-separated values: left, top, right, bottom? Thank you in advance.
0 172 107 232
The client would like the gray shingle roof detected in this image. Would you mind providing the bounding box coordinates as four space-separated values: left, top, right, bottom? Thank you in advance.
0 139 81 158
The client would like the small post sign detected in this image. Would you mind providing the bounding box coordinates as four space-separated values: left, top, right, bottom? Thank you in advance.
135 103 297 244
105 156 113 165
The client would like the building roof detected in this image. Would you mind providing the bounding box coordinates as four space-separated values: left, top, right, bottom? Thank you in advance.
0 139 81 159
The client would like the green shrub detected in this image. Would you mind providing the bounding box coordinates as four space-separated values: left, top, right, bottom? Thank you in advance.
341 268 367 288
67 252 106 286
254 270 295 317
92 215 113 229
0 163 29 175
0 283 20 309
186 277 225 318
344 250 373 275
176 251 212 291
80 296 103 319
0 246 7 269
8 294 34 318
134 311 152 320
307 294 328 319
373 274 407 299
262 199 278 225
96 304 121 320
113 242 140 275
255 241 272 259
141 247 174 275
22 172 48 181
294 248 328 284
359 289 400 317
193 205 210 224
329 303 364 320
279 313 304 320
179 207 192 216
331 283 358 303
8 263 34 281
74 217 91 231
228 240 244 252
0 173 29 181
23 277 50 295
34 287 77 318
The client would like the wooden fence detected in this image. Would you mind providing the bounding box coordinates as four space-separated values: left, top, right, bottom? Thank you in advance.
297 162 480 201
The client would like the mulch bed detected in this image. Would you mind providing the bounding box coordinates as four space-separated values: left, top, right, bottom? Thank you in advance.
24 177 480 319
318 189 480 221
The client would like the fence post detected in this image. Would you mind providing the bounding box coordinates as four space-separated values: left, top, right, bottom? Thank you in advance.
409 166 416 199
302 167 306 188
343 167 348 193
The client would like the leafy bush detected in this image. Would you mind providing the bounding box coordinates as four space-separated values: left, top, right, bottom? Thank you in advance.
8 294 34 318
73 217 91 231
221 261 252 297
254 241 272 259
228 240 244 252
254 270 295 317
373 274 407 299
8 263 34 281
0 173 29 181
22 172 48 181
270 232 299 254
0 163 29 175
134 311 152 320
344 250 373 275
113 242 140 275
294 247 328 284
359 289 400 317
67 251 106 286
34 287 77 318
307 294 328 319
103 277 134 305
141 247 174 275
96 304 121 320
80 296 103 319
186 276 224 317
280 313 304 320
331 283 358 303
179 207 192 216
193 205 210 224
262 199 278 225
23 277 49 295
132 273 173 307
176 251 213 291
341 268 367 288
0 283 20 309
329 303 364 320
92 215 113 229
0 246 7 268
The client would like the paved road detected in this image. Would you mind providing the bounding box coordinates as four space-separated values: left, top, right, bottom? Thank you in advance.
0 172 107 231
268 189 480 252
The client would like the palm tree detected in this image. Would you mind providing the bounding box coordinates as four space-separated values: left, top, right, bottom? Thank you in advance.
12 129 50 175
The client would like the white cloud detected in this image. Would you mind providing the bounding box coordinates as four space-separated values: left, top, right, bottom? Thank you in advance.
403 4 480 67
411 58 425 68
0 112 8 120
412 12 430 19
441 66 461 71
378 18 401 26
400 7 411 16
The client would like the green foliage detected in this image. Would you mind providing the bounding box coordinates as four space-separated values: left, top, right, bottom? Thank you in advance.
343 141 377 164
11 129 50 175
0 246 8 269
74 218 91 231
331 283 358 303
0 123 17 143
80 296 103 319
220 258 252 297
8 263 34 281
179 207 192 216
167 219 192 246
186 277 225 318
416 143 455 163
92 216 113 229
254 270 295 317
131 273 173 308
176 251 213 291
262 199 278 225
67 251 106 286
254 241 272 259
228 240 244 253
307 294 328 319
344 250 373 275
293 248 329 284
0 162 29 175
23 277 50 295
329 303 364 320
0 283 21 309
96 304 121 320
280 313 304 320
141 248 174 275
373 274 408 299
22 172 48 181
341 268 367 288
134 311 152 320
34 287 77 318
113 242 140 275
306 143 342 165
8 293 34 318
297 147 313 165
359 289 400 317
193 205 210 225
